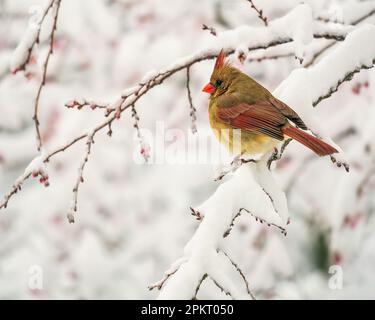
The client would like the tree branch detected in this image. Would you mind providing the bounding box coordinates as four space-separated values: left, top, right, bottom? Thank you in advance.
219 250 256 300
246 0 268 26
1 5 374 226
186 67 197 134
33 0 62 151
67 132 95 223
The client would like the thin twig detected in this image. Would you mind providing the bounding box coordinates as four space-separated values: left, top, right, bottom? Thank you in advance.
0 172 32 209
240 208 287 236
12 0 55 73
192 274 208 299
215 157 257 181
186 67 197 134
246 0 268 26
148 269 178 291
224 207 287 238
209 276 233 298
202 24 217 36
267 139 292 169
219 250 256 300
65 99 112 112
33 0 62 151
67 132 95 223
149 257 187 291
0 27 373 211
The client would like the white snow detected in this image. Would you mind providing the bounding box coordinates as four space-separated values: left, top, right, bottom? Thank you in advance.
1 0 375 301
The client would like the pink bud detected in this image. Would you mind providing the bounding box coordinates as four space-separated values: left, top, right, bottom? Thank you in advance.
332 251 343 265
352 86 360 95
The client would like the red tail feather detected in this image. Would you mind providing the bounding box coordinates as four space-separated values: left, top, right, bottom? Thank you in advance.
282 126 338 156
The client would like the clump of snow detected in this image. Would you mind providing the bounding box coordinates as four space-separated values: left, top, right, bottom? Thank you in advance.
10 24 40 73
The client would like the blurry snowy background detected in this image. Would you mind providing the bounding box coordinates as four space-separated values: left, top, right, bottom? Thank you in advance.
1 0 375 299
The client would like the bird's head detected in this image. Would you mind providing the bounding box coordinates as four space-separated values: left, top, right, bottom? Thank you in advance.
202 49 241 98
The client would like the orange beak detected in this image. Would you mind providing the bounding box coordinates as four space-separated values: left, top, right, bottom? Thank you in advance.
202 83 215 94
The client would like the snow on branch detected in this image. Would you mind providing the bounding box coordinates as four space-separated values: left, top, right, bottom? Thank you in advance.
153 24 375 299
10 0 55 73
67 132 95 223
186 67 197 134
202 24 217 37
1 5 375 229
11 0 62 152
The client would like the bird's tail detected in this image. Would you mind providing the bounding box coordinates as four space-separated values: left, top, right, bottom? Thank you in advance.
282 126 338 156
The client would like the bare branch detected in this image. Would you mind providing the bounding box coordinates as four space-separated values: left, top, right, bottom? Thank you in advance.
190 206 203 220
148 269 178 291
67 132 95 223
202 24 217 36
219 250 256 300
267 139 292 170
0 172 32 210
149 257 187 291
241 208 287 236
33 0 62 151
131 104 150 162
246 0 268 26
215 157 257 181
186 67 197 134
224 207 287 237
65 99 113 113
192 274 207 299
209 276 233 298
1 12 374 213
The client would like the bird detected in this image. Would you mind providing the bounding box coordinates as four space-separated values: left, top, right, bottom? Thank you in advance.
202 49 338 158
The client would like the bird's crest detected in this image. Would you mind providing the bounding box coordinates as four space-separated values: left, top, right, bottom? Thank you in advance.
214 49 226 71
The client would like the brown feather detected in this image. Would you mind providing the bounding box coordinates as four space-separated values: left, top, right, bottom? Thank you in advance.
216 102 286 140
282 126 338 156
269 97 307 130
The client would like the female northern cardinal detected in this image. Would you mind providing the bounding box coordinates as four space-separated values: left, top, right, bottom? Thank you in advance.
202 50 338 157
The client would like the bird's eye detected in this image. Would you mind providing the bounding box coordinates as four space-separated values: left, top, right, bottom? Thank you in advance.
215 79 222 87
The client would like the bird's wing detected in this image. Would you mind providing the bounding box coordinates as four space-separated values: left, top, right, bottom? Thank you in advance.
216 101 287 141
269 97 307 130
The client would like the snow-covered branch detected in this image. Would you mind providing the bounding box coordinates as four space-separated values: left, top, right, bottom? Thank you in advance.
67 132 95 223
1 6 375 302
11 0 62 152
1 3 354 216
153 23 375 300
0 3 374 223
